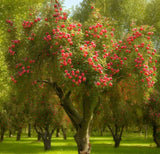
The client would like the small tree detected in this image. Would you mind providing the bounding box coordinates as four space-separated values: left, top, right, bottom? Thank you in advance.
145 91 160 147
31 84 63 150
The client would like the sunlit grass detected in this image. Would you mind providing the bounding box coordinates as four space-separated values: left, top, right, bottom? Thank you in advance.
0 133 160 154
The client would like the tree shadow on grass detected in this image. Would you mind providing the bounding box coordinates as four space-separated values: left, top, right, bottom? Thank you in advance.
91 143 160 154
0 137 159 154
0 138 77 154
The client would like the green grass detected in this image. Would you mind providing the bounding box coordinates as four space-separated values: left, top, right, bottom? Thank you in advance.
0 133 160 154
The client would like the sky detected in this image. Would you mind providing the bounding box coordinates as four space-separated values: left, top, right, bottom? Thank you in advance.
63 0 83 9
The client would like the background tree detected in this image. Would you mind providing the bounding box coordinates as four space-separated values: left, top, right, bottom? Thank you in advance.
72 0 148 38
144 91 160 147
72 0 95 23
144 0 160 48
31 83 64 150
0 111 9 142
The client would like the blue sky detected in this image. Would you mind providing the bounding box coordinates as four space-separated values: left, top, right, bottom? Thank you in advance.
63 0 83 9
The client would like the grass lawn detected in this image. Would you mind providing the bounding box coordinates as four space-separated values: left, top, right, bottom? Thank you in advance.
0 133 160 154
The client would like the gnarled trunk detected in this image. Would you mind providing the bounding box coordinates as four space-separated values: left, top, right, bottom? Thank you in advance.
52 82 100 154
75 127 91 154
16 127 22 141
153 123 160 147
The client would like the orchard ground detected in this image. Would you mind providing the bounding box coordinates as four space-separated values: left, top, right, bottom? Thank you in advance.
0 132 160 154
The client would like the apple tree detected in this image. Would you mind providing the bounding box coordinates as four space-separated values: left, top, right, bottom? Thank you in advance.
5 0 157 153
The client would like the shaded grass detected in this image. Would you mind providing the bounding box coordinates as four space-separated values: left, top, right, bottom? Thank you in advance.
0 133 160 154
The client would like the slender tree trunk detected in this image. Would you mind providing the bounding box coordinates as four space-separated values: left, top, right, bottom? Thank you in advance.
28 123 31 137
37 132 41 141
62 126 67 140
16 127 22 141
56 128 60 137
145 125 148 140
9 130 12 138
100 126 105 136
34 124 42 141
153 123 160 147
0 128 5 142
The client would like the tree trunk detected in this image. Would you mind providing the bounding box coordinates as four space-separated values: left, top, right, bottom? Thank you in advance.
56 128 60 137
34 124 55 151
75 127 91 154
62 126 67 140
9 130 12 138
28 123 31 137
0 128 5 142
37 132 41 141
100 126 105 136
153 123 160 147
145 125 148 140
108 124 124 148
114 137 121 148
42 131 52 151
53 83 100 154
43 137 51 151
16 127 22 141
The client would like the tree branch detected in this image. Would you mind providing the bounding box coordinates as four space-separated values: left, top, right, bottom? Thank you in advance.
119 125 124 139
52 82 82 130
37 80 83 130
107 124 115 140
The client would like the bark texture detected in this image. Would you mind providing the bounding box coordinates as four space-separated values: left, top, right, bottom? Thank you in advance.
42 130 52 150
52 82 99 154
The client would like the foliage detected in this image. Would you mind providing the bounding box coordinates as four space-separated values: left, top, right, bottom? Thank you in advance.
0 52 10 102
